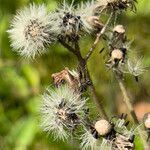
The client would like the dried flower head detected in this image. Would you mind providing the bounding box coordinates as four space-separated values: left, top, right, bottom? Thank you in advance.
8 4 57 58
96 0 136 12
76 0 104 32
111 49 124 60
52 68 80 90
54 0 83 41
94 119 112 136
40 85 87 141
108 114 135 149
112 133 134 150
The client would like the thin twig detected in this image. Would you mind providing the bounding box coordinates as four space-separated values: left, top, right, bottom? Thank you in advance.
85 12 113 61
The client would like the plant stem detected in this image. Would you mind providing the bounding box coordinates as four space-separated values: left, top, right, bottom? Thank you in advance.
85 12 113 61
58 13 114 120
77 57 108 119
86 69 108 119
78 56 108 120
59 39 108 119
117 76 138 123
116 74 150 149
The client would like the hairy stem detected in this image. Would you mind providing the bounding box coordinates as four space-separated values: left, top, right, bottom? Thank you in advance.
116 74 150 149
85 12 113 61
117 76 138 124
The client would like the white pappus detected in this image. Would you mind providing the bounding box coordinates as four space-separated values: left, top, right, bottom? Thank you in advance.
80 128 100 150
8 4 58 58
40 85 87 141
80 127 112 150
121 57 147 78
54 0 101 41
127 57 147 77
53 0 82 40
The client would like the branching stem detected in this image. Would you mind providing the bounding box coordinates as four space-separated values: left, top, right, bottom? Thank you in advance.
59 39 108 119
59 13 114 120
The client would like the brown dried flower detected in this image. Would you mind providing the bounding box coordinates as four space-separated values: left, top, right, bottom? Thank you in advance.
52 68 80 90
112 133 134 150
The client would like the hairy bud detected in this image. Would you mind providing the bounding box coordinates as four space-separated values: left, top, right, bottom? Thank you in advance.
94 119 112 136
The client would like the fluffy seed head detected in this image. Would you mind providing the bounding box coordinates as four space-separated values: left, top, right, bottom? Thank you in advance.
126 57 146 77
54 1 82 40
40 85 87 141
55 0 101 40
94 120 112 136
8 4 57 58
113 25 125 34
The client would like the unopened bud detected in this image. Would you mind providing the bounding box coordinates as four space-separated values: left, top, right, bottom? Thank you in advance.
111 49 123 60
113 25 125 34
94 119 112 136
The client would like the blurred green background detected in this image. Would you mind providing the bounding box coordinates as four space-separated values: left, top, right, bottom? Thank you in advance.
0 0 150 149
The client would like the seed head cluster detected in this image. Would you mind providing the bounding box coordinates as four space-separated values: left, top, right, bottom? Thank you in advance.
8 0 136 58
8 4 57 58
7 0 146 149
8 1 104 57
80 115 135 150
40 85 87 141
